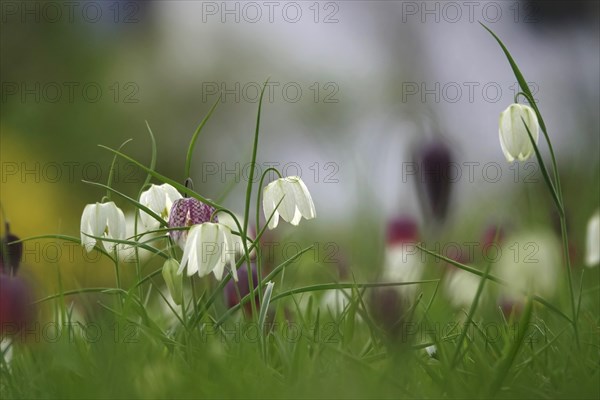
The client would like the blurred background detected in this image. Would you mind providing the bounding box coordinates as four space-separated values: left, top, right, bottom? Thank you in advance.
1 1 599 299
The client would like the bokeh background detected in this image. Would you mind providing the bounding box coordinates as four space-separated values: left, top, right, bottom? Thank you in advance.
1 1 599 300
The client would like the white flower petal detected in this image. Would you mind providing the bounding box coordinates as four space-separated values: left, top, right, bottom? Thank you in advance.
278 180 298 223
290 207 303 226
222 226 238 281
585 210 600 268
288 176 316 220
80 204 97 252
198 223 220 277
160 183 182 213
263 185 280 229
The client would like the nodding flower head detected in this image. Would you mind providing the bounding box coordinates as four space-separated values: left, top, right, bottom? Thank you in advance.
415 140 454 221
80 202 126 253
139 183 182 230
168 197 216 249
499 103 539 162
262 176 316 230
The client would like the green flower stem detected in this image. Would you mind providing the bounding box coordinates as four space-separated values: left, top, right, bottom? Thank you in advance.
255 167 283 303
242 78 269 256
133 122 158 298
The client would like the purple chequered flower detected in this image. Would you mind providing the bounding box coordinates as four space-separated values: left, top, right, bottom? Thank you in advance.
168 198 216 249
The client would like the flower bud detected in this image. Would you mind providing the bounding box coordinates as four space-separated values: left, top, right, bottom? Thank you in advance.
499 103 539 162
414 140 454 221
162 258 183 305
1 225 23 276
168 198 216 249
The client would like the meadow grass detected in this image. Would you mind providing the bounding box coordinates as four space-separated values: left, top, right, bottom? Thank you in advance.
1 25 599 400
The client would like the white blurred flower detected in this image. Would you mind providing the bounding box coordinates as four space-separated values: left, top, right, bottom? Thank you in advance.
138 183 182 230
80 201 126 253
217 212 255 259
381 244 424 299
444 269 484 309
320 289 351 316
177 222 238 281
497 230 561 301
262 176 316 230
499 103 539 162
585 210 599 267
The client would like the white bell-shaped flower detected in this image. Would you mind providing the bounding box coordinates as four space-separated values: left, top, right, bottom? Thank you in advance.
139 183 182 230
177 222 238 281
262 176 316 230
499 103 539 162
381 217 423 299
80 201 126 253
382 245 424 299
585 210 599 267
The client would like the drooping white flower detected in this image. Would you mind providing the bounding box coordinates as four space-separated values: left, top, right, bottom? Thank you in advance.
499 103 539 162
497 230 560 301
262 176 316 230
381 217 423 299
80 201 126 253
217 212 255 259
139 183 182 230
585 209 600 267
177 222 238 281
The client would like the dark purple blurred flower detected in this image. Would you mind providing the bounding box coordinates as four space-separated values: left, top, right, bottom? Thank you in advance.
168 198 216 249
0 224 23 276
0 275 32 336
386 216 419 246
415 140 454 221
224 263 259 315
369 287 406 338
